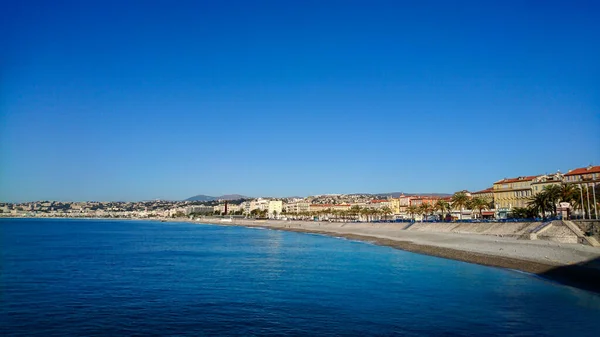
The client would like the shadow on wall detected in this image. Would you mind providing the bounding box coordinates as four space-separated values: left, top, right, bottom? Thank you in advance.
539 257 600 294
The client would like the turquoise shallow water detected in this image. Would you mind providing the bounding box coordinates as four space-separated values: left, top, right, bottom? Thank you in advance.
1 218 599 336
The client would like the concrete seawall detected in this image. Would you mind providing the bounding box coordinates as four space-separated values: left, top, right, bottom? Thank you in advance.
405 222 539 237
403 220 598 246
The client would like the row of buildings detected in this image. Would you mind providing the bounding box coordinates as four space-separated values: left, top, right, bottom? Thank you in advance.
200 165 600 220
3 165 598 221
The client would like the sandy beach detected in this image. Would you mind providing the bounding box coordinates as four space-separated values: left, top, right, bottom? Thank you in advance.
181 217 600 293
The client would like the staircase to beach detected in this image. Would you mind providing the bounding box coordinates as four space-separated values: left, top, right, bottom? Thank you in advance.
562 220 600 247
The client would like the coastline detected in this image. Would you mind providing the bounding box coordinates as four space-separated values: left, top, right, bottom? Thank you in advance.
3 216 600 293
187 217 600 293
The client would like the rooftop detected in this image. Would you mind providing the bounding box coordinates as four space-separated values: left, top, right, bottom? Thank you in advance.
565 165 600 176
493 175 539 184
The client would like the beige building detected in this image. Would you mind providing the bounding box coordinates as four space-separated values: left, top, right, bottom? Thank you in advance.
493 175 538 210
309 204 352 213
213 203 241 214
366 199 390 209
285 201 310 214
531 172 564 195
388 198 400 214
471 187 494 203
398 195 416 218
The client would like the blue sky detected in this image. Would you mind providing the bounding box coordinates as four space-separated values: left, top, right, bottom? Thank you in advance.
1 0 599 202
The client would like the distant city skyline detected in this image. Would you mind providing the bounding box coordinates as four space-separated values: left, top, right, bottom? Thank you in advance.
1 1 599 203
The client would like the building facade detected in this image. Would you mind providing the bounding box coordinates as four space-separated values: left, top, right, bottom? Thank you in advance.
493 176 538 211
531 172 564 195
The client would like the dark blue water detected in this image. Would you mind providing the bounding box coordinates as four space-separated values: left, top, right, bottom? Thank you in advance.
1 219 599 336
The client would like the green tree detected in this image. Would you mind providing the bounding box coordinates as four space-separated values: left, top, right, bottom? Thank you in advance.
418 203 433 221
527 192 550 220
451 191 470 220
380 207 393 221
406 205 418 221
469 197 490 219
510 207 536 219
543 184 562 217
434 199 450 221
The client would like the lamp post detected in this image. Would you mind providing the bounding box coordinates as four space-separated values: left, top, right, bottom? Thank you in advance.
579 184 586 220
586 183 592 220
593 182 598 220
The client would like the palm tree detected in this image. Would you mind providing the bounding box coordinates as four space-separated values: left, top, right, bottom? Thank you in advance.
349 206 361 221
543 184 561 217
434 199 450 222
418 203 433 222
406 205 418 221
360 208 371 222
469 197 489 219
557 183 578 218
527 192 550 221
451 191 470 221
380 207 392 221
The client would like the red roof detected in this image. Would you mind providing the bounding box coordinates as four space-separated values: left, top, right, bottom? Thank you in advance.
472 187 494 194
564 165 600 176
493 175 538 184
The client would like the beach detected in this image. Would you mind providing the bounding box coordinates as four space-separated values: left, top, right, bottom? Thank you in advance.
185 217 600 292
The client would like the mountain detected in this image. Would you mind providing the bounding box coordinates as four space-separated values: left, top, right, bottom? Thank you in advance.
217 194 248 200
185 194 249 202
185 195 216 201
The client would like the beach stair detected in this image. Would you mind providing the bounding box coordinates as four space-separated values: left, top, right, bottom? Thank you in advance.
563 220 600 247
528 221 553 240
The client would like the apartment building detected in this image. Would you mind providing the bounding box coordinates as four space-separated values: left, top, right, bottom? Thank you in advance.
388 198 400 214
366 199 390 209
531 172 564 195
471 187 494 203
284 201 310 214
564 165 600 184
268 200 283 217
493 176 538 210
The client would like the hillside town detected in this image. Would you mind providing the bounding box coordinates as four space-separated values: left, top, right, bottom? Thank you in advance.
2 165 599 221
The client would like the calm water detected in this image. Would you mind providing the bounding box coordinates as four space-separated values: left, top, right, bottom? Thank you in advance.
1 219 599 336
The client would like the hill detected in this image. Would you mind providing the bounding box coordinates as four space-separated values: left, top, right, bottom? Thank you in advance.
185 195 215 201
185 194 249 202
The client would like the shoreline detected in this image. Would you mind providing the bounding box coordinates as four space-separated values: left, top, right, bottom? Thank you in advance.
4 216 600 293
190 218 600 294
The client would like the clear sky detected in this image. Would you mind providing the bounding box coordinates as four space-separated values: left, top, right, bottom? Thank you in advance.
1 0 599 202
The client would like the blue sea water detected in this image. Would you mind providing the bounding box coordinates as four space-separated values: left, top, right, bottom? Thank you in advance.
1 219 599 336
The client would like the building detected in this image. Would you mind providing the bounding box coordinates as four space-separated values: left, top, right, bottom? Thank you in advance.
284 201 310 214
268 200 283 218
213 203 241 215
564 165 600 184
471 187 494 203
564 165 600 219
308 204 352 213
249 198 270 212
531 172 564 195
365 199 390 209
186 205 214 215
388 198 400 214
397 195 416 218
493 176 538 217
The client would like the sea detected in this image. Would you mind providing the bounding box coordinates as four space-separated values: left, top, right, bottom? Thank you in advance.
1 218 599 336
